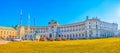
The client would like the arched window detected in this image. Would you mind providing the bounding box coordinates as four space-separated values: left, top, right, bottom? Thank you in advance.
49 33 52 37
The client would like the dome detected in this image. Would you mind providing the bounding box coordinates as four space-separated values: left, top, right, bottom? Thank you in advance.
48 19 58 24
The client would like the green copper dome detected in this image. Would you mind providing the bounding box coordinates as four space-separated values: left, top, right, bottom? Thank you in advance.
48 19 58 24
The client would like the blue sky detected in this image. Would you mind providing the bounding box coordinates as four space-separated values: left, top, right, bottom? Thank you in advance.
0 0 120 29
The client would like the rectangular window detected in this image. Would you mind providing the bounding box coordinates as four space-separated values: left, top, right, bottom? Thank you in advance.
89 25 91 29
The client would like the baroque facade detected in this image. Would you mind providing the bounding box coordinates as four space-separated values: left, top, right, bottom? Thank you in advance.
18 17 118 40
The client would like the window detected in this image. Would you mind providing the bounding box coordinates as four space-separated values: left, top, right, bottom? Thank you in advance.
52 26 54 28
76 28 78 31
89 25 91 29
7 31 8 34
13 32 14 34
4 31 6 34
89 22 90 24
96 25 98 29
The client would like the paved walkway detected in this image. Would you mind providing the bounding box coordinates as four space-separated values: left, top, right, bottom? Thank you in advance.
0 40 10 44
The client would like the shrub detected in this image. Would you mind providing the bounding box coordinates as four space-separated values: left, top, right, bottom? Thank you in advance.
56 37 61 41
62 37 67 41
40 37 46 41
50 37 54 41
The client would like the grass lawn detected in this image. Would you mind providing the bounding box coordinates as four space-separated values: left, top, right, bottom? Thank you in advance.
0 38 120 53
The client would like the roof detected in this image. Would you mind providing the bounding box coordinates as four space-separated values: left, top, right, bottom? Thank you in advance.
48 19 58 24
0 26 16 30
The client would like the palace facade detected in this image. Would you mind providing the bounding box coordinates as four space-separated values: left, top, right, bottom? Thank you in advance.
17 17 118 40
0 17 118 40
0 26 17 39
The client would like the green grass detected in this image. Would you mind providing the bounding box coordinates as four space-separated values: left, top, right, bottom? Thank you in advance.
0 38 120 53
